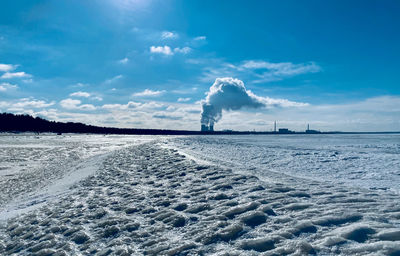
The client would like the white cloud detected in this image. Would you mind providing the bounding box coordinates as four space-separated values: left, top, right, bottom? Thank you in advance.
102 104 126 110
241 60 321 73
102 101 141 110
241 60 321 83
70 91 91 98
174 47 191 54
71 82 89 88
133 89 165 97
177 97 191 102
141 101 165 109
152 112 183 120
74 104 96 111
150 46 173 55
194 36 206 41
161 31 178 40
69 91 102 101
199 59 321 83
101 101 166 114
77 104 96 111
0 101 8 108
60 98 96 111
118 57 129 64
13 98 55 109
0 82 18 91
1 72 32 79
92 96 103 101
150 46 191 56
0 64 16 72
60 98 81 109
104 75 123 84
97 100 195 128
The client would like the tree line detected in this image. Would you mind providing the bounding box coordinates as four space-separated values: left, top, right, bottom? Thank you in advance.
0 112 208 135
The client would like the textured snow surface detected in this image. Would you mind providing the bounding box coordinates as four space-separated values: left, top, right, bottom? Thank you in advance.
0 134 153 217
0 135 399 255
167 134 400 193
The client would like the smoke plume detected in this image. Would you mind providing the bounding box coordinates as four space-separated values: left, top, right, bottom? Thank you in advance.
200 77 263 126
200 77 308 127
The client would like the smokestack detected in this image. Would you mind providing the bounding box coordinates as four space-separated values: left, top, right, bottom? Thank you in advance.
209 124 214 132
201 124 209 132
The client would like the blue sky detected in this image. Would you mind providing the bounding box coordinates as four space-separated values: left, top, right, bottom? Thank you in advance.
1 0 399 131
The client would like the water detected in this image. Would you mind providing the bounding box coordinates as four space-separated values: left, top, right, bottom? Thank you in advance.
168 134 400 193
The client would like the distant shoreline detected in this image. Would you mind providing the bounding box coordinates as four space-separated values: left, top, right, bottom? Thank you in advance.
1 131 400 136
1 113 399 135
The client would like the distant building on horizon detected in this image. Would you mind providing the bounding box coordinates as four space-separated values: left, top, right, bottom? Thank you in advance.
273 121 294 134
201 124 214 132
278 128 294 134
305 123 321 134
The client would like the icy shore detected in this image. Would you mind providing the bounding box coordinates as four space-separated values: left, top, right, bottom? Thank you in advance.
0 134 152 210
1 142 400 255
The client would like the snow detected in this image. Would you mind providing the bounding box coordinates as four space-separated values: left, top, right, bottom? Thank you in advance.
0 134 399 255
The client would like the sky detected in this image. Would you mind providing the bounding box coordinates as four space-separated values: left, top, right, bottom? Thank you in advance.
0 0 399 132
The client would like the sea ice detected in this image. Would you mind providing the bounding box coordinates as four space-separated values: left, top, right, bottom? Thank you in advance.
0 134 399 255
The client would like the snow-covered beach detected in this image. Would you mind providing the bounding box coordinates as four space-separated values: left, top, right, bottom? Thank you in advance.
1 134 400 255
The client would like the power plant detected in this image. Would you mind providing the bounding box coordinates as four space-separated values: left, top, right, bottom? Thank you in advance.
200 121 320 134
201 124 214 132
305 123 321 134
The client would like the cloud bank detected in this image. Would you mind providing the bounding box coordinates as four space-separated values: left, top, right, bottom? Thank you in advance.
161 31 178 40
1 72 31 79
198 60 321 83
133 89 165 97
0 64 16 72
70 91 91 98
60 99 96 111
150 46 191 56
0 82 18 91
201 77 308 127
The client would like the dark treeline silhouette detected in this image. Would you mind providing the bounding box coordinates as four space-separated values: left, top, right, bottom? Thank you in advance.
0 112 212 135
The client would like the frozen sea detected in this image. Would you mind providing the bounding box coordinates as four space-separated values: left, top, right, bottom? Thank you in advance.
168 134 400 193
0 133 399 255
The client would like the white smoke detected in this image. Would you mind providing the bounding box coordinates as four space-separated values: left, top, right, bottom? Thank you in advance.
200 77 308 127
